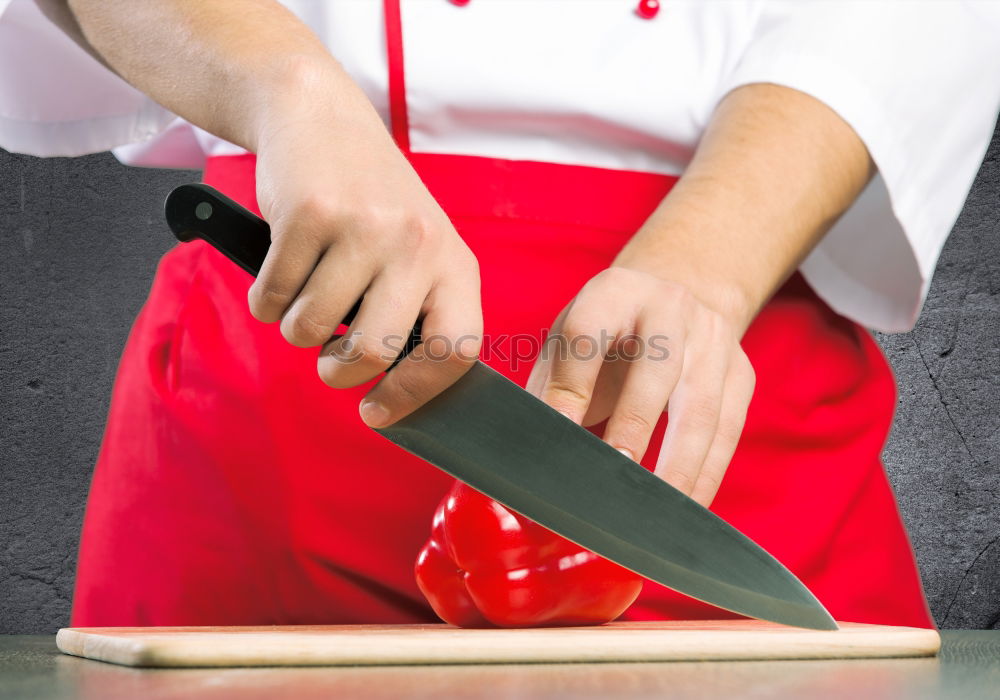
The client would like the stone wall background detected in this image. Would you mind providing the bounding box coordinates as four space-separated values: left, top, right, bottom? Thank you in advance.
1 123 998 632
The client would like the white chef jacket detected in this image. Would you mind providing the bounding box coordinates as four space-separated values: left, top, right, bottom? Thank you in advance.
1 0 998 333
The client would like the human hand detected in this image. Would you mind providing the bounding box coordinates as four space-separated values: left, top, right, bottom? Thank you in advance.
526 82 877 508
525 266 755 507
249 66 482 427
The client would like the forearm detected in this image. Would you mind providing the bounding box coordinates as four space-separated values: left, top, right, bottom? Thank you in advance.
50 0 378 152
615 83 874 334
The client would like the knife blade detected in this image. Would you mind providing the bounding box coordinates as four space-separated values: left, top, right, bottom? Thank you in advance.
165 183 838 631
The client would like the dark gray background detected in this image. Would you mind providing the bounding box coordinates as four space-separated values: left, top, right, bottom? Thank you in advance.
1 121 998 633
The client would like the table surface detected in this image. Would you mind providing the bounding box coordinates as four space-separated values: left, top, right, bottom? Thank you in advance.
1 631 998 700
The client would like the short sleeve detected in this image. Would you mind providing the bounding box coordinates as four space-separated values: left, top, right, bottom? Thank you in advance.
719 1 1000 332
0 0 179 158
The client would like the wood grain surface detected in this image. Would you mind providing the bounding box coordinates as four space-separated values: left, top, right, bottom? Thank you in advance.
56 620 941 668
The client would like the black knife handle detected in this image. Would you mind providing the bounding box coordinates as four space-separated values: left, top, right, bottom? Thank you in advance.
164 183 422 366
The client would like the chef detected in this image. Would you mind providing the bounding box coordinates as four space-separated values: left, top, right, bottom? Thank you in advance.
3 0 998 629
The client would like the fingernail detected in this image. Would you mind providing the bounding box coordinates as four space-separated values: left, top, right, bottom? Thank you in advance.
360 400 390 428
617 448 635 462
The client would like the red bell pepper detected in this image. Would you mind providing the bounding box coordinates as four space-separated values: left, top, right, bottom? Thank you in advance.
415 480 643 627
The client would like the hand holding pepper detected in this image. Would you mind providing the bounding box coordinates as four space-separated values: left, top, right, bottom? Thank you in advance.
415 481 643 627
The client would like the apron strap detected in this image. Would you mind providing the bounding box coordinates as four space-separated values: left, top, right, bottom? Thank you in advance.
383 0 410 151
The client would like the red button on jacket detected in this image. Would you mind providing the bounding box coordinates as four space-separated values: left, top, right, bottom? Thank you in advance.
636 0 661 20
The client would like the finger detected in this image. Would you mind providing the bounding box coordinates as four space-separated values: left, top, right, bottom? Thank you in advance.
653 318 729 496
248 226 325 323
602 323 685 462
689 353 755 507
525 304 570 397
537 310 621 424
359 275 483 427
278 245 376 348
581 358 627 427
316 264 427 387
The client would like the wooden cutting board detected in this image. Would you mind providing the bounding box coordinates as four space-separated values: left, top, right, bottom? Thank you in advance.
57 620 940 667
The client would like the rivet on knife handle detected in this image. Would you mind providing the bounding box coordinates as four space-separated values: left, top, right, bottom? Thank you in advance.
164 183 422 366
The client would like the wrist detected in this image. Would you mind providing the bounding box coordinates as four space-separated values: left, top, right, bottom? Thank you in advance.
249 54 383 154
612 248 758 335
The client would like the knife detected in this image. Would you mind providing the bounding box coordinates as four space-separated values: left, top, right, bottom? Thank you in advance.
165 183 838 631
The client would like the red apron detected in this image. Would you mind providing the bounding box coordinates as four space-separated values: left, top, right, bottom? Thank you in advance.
71 1 933 629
